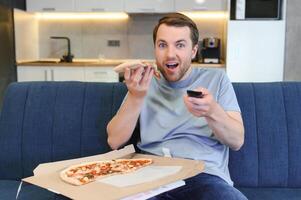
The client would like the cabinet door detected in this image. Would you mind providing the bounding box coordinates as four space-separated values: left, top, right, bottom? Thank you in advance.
124 0 174 13
17 66 49 81
52 67 85 81
75 0 124 12
175 0 226 11
85 67 119 82
26 0 75 12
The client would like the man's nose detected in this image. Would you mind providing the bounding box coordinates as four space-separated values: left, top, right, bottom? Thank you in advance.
165 46 176 58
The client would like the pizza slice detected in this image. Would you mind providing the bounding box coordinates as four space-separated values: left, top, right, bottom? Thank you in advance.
113 60 161 79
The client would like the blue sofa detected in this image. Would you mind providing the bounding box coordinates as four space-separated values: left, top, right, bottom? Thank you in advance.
0 81 301 200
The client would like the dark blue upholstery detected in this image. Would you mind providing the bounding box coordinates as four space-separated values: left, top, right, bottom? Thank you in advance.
230 83 301 189
0 81 300 200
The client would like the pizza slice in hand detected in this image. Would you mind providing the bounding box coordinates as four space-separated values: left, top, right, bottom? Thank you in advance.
114 60 161 79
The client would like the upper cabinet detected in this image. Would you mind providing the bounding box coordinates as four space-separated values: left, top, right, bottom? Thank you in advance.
175 0 227 11
27 0 123 12
27 0 75 12
75 0 124 12
26 0 226 12
124 0 174 13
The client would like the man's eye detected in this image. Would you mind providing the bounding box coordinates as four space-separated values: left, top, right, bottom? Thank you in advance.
158 43 166 48
176 43 185 48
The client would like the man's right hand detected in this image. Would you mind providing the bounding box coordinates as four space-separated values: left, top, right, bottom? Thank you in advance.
124 64 154 99
107 64 154 150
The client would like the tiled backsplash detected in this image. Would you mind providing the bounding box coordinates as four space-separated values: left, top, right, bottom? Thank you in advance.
15 10 226 61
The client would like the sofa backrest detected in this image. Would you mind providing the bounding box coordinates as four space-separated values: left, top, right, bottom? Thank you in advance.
0 81 301 188
0 82 128 180
230 82 301 188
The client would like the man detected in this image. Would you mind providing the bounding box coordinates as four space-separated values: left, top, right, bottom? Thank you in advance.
107 13 247 200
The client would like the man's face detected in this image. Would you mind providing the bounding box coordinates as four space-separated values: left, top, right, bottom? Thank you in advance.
155 24 198 82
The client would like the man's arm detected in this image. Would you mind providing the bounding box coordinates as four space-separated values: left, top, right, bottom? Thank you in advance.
107 66 154 150
183 88 244 151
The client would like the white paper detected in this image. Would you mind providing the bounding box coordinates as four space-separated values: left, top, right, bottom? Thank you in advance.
121 180 186 200
97 166 182 187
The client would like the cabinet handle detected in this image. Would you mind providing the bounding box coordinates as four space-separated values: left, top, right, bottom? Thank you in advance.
192 7 208 11
139 8 156 12
44 70 48 81
91 8 105 12
51 69 54 81
42 7 56 11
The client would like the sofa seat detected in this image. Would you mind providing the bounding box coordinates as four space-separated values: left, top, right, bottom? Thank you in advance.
238 187 301 200
0 180 56 200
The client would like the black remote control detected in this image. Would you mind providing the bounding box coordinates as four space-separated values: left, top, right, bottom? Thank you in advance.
187 90 204 98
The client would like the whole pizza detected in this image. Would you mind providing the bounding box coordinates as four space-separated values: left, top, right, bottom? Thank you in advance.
60 158 153 186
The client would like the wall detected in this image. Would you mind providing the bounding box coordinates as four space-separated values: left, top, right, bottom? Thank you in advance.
35 14 226 60
284 0 301 80
14 9 39 61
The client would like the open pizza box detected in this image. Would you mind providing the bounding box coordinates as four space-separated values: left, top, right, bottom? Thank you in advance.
22 145 204 200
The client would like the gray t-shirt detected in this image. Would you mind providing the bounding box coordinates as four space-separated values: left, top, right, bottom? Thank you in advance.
137 68 241 185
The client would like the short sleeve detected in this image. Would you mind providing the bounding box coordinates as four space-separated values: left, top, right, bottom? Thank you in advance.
217 72 241 112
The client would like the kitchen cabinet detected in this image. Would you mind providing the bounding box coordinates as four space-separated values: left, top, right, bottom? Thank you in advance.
85 66 119 82
124 0 174 13
26 0 75 12
18 66 84 81
18 66 51 81
174 0 227 11
75 0 124 12
26 0 123 12
51 67 85 81
17 66 119 82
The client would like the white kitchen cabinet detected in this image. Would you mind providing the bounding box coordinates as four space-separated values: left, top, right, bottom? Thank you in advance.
26 0 75 12
18 66 84 81
18 66 119 82
124 0 174 13
75 0 124 12
85 67 119 82
175 0 226 11
51 67 85 81
18 66 51 81
226 20 286 82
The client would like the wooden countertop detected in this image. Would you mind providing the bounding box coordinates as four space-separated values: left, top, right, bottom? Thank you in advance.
17 59 225 68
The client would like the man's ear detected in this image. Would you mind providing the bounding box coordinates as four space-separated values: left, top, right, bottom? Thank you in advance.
191 44 198 59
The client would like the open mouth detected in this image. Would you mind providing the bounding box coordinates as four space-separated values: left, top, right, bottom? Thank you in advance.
165 63 179 69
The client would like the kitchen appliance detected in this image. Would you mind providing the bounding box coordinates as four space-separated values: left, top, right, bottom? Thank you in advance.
235 0 282 20
201 37 221 64
0 4 16 110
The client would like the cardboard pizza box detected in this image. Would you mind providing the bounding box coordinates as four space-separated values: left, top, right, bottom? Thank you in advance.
22 145 204 200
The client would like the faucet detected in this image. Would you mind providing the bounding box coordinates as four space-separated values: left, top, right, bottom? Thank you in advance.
50 36 74 62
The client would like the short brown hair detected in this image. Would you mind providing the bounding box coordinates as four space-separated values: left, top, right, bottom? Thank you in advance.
153 13 199 46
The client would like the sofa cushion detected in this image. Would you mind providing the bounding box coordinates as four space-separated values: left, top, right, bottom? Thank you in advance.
230 82 301 188
237 187 301 200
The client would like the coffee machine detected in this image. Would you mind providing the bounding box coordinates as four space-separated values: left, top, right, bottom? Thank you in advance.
201 37 221 64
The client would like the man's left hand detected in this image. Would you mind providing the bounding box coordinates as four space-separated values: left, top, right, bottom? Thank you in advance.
183 87 217 118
